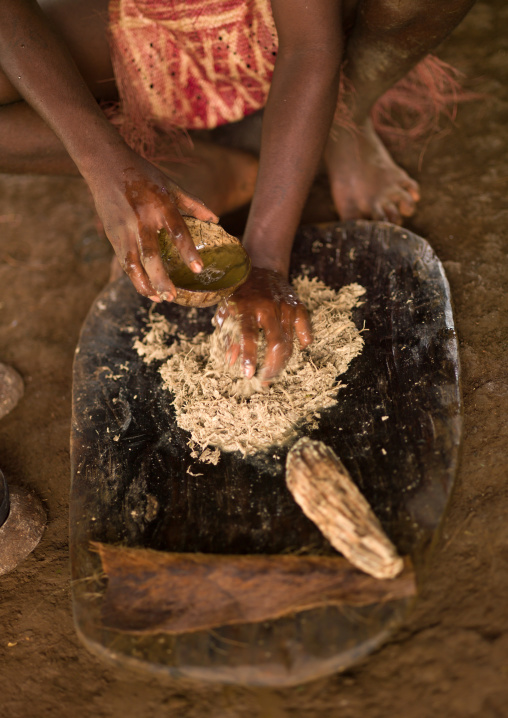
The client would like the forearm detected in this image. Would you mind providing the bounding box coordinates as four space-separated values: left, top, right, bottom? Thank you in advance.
243 53 340 275
0 0 123 179
243 0 342 278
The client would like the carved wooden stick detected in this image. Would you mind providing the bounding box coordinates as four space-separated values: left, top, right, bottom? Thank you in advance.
286 438 404 580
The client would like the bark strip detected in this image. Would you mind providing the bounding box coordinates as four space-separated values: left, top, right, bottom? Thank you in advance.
94 542 415 635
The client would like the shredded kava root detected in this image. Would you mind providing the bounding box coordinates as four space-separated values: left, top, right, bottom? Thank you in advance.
134 277 366 459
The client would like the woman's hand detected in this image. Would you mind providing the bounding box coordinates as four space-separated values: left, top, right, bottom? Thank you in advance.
89 148 218 302
214 267 313 382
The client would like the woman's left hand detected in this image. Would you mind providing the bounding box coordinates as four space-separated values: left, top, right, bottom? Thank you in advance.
214 267 313 383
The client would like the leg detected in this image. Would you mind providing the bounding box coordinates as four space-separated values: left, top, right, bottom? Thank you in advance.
326 0 475 223
0 0 258 215
160 138 258 217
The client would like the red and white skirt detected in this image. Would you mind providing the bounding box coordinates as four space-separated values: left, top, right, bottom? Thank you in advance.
108 0 465 157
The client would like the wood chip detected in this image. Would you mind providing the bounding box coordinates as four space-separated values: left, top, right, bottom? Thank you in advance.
0 363 24 420
286 438 404 580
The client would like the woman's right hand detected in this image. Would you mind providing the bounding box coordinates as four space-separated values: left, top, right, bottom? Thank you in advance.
214 267 313 382
87 147 219 302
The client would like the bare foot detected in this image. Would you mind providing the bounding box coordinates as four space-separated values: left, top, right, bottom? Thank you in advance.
161 139 259 218
325 119 420 225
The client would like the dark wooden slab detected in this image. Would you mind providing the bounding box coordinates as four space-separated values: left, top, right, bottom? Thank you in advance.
70 220 462 686
0 470 9 527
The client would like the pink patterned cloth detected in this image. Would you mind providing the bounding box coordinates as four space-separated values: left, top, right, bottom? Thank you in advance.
108 0 466 157
108 0 278 153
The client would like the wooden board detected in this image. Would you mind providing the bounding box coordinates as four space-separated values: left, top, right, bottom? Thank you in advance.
0 470 9 527
70 220 462 686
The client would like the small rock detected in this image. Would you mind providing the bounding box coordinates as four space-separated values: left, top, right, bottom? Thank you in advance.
0 363 24 420
0 483 47 575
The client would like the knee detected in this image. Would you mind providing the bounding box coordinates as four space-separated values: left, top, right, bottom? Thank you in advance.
362 0 475 32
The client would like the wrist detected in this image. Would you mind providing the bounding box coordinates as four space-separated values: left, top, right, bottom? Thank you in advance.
65 118 131 182
243 241 291 278
79 145 138 190
243 221 295 279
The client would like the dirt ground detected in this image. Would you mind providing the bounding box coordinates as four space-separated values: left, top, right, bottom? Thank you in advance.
1 2 507 716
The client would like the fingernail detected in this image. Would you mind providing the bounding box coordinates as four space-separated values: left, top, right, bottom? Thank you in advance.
243 363 255 379
149 295 161 303
191 260 203 273
160 292 175 302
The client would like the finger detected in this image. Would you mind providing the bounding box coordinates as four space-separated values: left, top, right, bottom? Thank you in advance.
162 210 204 274
219 324 233 353
214 300 234 328
121 248 162 301
260 311 293 383
174 188 219 224
226 343 241 367
294 304 313 348
138 225 177 300
239 312 259 379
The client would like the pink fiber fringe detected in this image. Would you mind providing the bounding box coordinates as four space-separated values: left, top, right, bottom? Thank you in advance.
102 100 193 164
371 55 477 149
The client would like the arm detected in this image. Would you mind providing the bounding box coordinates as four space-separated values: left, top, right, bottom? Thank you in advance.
244 0 343 274
216 0 343 380
0 0 217 301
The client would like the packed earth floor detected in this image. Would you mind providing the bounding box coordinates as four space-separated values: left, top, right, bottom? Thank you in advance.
1 3 507 716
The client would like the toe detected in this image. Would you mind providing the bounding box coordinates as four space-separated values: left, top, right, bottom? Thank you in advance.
372 202 387 222
373 200 401 225
394 188 417 218
403 178 421 203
